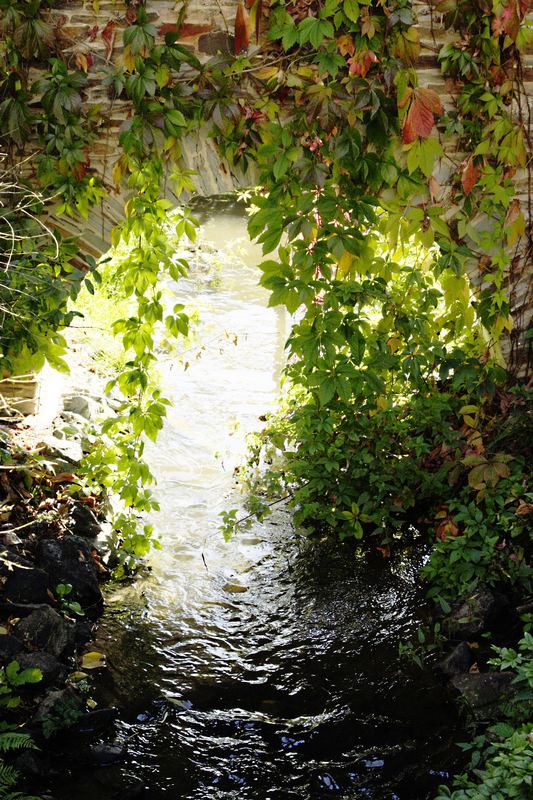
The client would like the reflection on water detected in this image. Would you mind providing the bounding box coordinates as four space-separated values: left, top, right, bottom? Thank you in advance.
49 204 463 800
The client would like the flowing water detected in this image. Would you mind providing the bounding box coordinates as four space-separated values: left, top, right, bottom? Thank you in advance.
49 201 464 800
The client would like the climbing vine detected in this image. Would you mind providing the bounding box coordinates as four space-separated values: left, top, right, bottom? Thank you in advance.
0 0 531 565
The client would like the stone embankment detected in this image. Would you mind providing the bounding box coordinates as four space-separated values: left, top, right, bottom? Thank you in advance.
0 365 138 796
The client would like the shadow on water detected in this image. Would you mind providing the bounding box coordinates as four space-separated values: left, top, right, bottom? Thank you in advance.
45 202 465 800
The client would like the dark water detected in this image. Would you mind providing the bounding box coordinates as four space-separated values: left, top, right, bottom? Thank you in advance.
44 209 463 799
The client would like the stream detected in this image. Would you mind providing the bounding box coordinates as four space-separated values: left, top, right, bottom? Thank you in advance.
50 201 464 800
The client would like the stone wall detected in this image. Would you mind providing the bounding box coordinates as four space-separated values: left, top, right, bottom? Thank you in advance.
37 1 532 372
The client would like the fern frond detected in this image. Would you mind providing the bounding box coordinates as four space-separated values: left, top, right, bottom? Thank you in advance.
0 762 19 790
0 735 35 754
0 794 41 800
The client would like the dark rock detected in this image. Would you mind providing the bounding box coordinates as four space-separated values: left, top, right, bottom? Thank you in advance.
15 606 75 658
439 642 475 677
2 562 50 605
33 686 85 727
17 651 64 686
89 742 127 765
73 707 119 734
68 503 102 539
37 536 103 616
74 619 95 645
112 779 146 799
15 750 56 779
0 633 24 665
446 589 511 638
0 601 52 617
451 672 515 709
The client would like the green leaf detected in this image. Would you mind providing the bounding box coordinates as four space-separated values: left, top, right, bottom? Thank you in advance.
343 0 360 24
318 376 336 405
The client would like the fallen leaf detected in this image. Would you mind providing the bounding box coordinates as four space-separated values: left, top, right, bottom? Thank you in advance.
81 651 107 670
223 582 248 593
67 671 90 683
49 472 79 484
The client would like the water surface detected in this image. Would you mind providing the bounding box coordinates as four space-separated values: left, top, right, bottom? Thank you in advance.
51 203 463 799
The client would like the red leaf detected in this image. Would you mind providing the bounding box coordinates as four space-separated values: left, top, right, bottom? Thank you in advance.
436 517 459 541
402 88 443 144
235 2 250 54
492 0 521 39
418 87 443 115
403 97 434 143
125 7 137 24
101 20 118 62
461 156 480 195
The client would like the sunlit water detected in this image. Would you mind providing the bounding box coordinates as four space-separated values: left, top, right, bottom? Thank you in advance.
47 202 463 800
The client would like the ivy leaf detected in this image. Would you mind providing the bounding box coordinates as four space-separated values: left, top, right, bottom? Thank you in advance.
402 88 443 144
155 64 170 89
505 198 525 246
101 20 118 62
318 376 336 405
343 0 360 24
406 137 443 178
298 16 334 48
315 47 346 77
461 155 480 195
336 33 355 56
393 26 420 64
492 0 521 40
